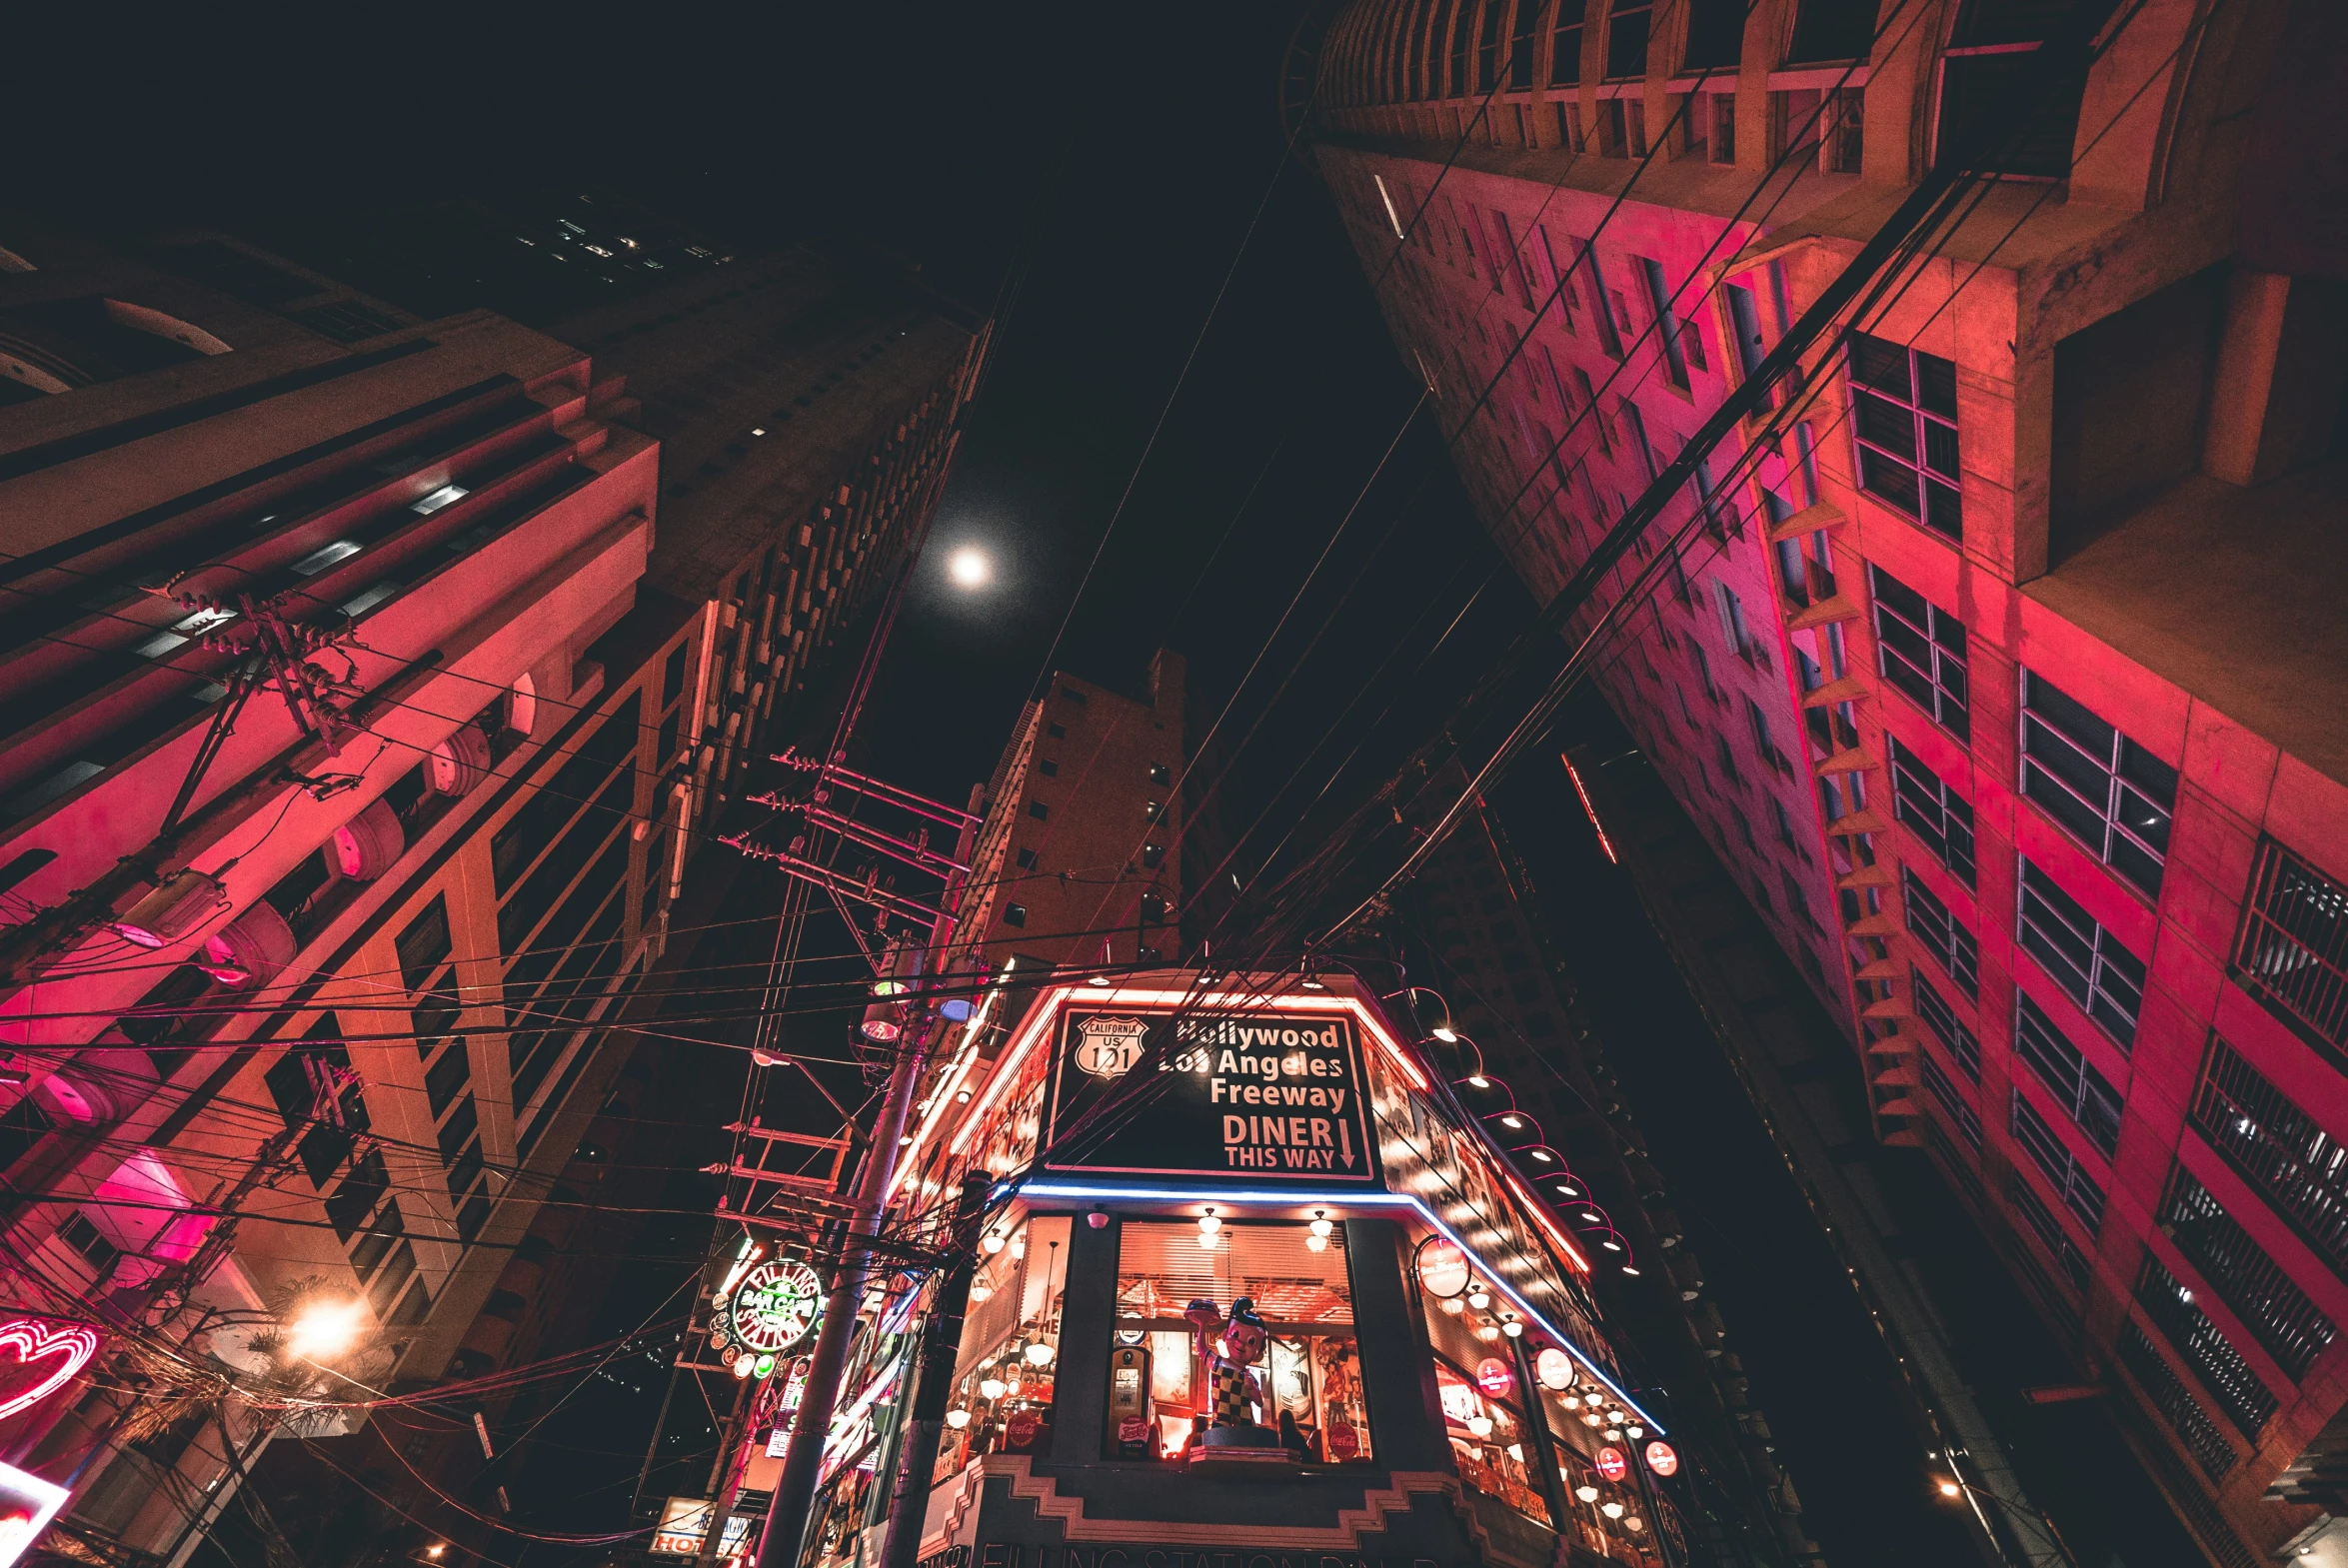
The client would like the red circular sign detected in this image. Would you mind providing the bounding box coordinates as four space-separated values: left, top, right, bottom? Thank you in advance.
1474 1357 1514 1398
1327 1423 1361 1459
1006 1410 1042 1450
1644 1440 1679 1477
1595 1445 1628 1482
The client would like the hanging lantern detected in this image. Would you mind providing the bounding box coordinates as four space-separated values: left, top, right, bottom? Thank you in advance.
1600 1502 1625 1521
945 1410 970 1430
1574 1485 1599 1504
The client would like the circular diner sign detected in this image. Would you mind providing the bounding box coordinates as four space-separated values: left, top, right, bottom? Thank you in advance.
722 1260 824 1355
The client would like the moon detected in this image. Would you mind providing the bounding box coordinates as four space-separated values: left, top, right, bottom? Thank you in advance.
948 548 992 589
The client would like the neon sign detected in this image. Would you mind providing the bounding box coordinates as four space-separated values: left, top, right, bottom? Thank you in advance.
0 1459 69 1568
0 1321 98 1421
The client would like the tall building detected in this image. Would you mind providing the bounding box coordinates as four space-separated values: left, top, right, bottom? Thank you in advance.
950 651 1194 980
1295 2 2346 1563
0 216 985 1568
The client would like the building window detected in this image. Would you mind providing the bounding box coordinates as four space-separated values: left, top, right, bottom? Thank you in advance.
1149 763 1172 785
1016 847 1039 870
1637 258 1689 388
1003 903 1028 928
1061 687 1089 706
2188 1035 2348 1280
1868 564 1968 739
1890 739 1977 887
2018 857 2146 1046
1913 968 1979 1080
2014 990 2123 1159
1507 0 1540 89
934 1217 1071 1475
1902 865 1979 997
2019 669 2176 898
2135 1254 2276 1438
1048 722 1068 739
1919 1051 1981 1147
1682 0 1742 69
1709 91 1738 162
2161 1166 2337 1381
1604 0 1650 79
1786 0 1876 62
2012 1090 2106 1234
2232 838 2348 1057
2118 1322 2237 1479
1848 332 1961 540
1108 1219 1370 1463
1550 0 1585 85
1937 0 2092 180
58 1212 120 1277
1142 842 1166 869
1029 799 1050 820
2005 1171 2091 1293
1039 760 1060 778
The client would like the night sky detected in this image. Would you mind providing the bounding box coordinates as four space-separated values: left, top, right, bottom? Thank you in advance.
18 5 2193 1564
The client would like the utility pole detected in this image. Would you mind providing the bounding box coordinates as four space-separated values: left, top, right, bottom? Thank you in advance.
876 1175 989 1568
754 1022 931 1568
694 1377 755 1568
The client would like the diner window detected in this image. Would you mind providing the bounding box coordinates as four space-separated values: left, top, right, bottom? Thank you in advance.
1434 1361 1550 1525
934 1215 1070 1477
1108 1219 1369 1463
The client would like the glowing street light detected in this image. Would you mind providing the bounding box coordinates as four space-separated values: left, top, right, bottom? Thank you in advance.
287 1298 367 1361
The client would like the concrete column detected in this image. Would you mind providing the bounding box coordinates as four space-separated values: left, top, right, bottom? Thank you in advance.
1344 1218 1453 1471
1049 1211 1120 1462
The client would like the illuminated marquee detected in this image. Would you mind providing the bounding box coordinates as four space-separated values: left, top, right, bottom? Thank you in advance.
0 1321 98 1422
716 1261 823 1357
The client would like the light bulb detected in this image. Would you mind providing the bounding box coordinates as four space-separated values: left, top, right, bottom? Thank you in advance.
1439 1296 1465 1314
1197 1211 1220 1234
1575 1485 1599 1503
1500 1115 1524 1129
1605 1428 1623 1441
1506 1443 1523 1461
969 1284 994 1302
1627 1425 1643 1440
1601 1502 1625 1521
1475 1323 1501 1342
1012 1240 1025 1259
1196 1228 1220 1249
1466 1416 1493 1438
1308 1215 1333 1237
1025 1341 1055 1366
1581 1413 1602 1428
734 1356 756 1379
1467 1287 1490 1309
1466 1074 1490 1088
1937 1479 1960 1498
946 1409 971 1429
1626 1517 1644 1533
1501 1320 1522 1338
1529 1149 1552 1161
1305 1233 1328 1252
982 1234 1006 1255
1561 1395 1581 1409
980 1379 1006 1400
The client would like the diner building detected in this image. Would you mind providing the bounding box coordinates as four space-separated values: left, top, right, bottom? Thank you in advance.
801 971 1686 1568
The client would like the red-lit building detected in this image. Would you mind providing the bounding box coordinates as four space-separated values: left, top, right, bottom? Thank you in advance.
1296 2 2348 1562
0 217 984 1568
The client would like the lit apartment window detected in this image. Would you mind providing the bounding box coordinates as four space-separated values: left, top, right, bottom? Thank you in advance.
2018 857 2146 1046
2019 669 2177 898
1913 968 1979 1080
1890 739 1976 887
1920 1051 1982 1147
2118 1322 2237 1479
2135 1254 2277 1438
1604 0 1651 79
1868 564 1968 739
1848 332 1961 540
2011 1091 2106 1233
2014 990 2123 1158
1901 864 1979 997
2161 1166 2337 1381
1937 0 2092 180
2005 1171 2091 1293
2188 1035 2348 1279
1551 0 1585 85
2232 838 2348 1055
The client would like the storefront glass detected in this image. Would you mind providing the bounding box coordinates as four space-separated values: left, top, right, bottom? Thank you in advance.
1109 1219 1371 1462
934 1214 1071 1478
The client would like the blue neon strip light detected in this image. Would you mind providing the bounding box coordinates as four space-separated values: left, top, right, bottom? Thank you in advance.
1016 1179 1662 1434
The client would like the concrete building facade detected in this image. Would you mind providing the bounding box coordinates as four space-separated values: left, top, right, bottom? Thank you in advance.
1294 1 2348 1562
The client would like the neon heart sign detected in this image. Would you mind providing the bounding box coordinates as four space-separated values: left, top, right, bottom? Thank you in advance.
0 1321 99 1421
